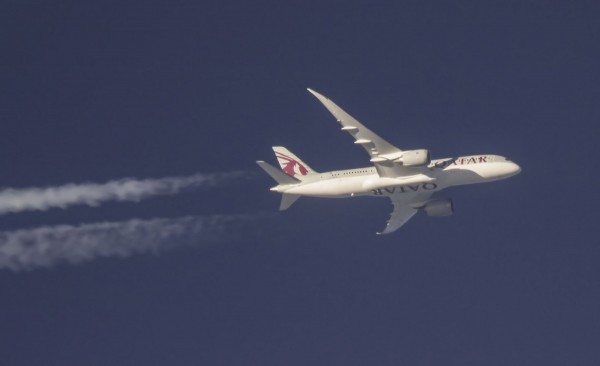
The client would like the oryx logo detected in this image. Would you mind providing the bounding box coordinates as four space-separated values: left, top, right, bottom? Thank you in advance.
275 152 309 177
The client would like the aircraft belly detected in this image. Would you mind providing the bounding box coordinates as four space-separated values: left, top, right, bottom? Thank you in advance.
368 182 441 197
361 175 435 191
287 174 444 198
286 177 365 197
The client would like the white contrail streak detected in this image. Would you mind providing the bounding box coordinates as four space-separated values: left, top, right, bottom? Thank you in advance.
0 172 244 215
0 213 263 271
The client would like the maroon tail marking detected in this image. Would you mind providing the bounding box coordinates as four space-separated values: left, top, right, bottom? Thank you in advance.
275 152 308 177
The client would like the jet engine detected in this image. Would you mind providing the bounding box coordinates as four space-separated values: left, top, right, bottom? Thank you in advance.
423 199 454 217
397 149 430 167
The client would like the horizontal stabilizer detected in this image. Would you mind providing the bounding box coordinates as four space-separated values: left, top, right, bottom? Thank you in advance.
256 161 300 185
280 193 300 210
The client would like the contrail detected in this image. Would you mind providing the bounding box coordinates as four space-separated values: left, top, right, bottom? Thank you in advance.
0 171 245 215
0 213 266 271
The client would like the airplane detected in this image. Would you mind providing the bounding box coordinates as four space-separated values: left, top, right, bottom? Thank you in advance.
257 88 521 234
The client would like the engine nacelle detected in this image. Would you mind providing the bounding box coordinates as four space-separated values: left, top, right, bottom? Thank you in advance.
423 199 454 217
397 149 430 167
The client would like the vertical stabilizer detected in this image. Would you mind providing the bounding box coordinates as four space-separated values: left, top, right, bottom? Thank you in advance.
272 146 318 181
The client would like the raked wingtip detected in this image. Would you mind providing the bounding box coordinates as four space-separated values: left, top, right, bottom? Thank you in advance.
306 88 329 102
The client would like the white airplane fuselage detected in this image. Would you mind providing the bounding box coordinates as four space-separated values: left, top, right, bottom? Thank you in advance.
272 154 520 199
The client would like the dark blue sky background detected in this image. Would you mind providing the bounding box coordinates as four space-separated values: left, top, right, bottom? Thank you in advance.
1 1 599 365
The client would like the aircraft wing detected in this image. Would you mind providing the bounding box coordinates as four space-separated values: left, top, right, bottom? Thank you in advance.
307 88 423 177
377 194 433 234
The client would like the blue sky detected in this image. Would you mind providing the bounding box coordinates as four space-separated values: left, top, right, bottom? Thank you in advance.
1 1 599 365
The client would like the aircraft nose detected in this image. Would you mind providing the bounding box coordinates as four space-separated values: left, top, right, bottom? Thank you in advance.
506 161 521 177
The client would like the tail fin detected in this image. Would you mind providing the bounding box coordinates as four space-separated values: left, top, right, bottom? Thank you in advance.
272 146 318 181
